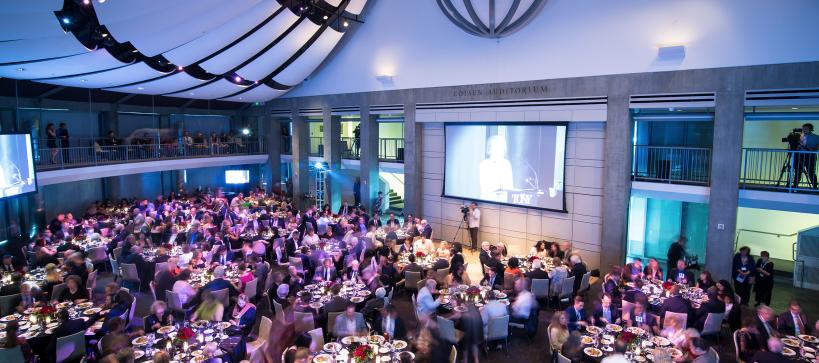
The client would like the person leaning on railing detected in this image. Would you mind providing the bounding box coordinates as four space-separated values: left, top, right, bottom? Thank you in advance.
794 123 819 189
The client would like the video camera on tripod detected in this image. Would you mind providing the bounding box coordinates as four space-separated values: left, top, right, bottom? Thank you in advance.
460 205 470 221
783 128 803 150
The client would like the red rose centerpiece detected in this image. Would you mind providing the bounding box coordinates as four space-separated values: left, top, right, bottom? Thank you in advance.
661 281 674 291
352 344 375 363
527 256 539 263
415 251 425 258
174 327 196 345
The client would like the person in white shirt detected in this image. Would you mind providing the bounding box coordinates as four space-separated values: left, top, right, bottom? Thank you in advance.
172 269 197 305
481 295 508 336
416 279 441 321
510 278 536 323
334 303 366 337
479 135 514 202
177 244 193 268
302 227 319 246
467 202 480 250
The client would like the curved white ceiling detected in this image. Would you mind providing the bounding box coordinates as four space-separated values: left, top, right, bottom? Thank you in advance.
2 0 368 102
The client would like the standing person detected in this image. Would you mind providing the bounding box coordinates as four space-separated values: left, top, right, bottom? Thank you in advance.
732 246 755 306
794 123 819 189
467 202 480 250
45 123 58 164
666 236 687 275
57 122 70 163
353 178 361 207
754 250 774 307
353 123 361 156
372 191 384 216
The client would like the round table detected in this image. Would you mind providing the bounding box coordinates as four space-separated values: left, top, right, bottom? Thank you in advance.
579 324 684 362
132 320 242 363
780 334 819 361
298 281 372 310
311 335 413 362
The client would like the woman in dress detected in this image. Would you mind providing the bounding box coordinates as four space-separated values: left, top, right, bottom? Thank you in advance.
230 293 257 333
46 123 58 164
190 290 224 322
548 311 570 352
529 240 548 259
696 270 716 290
732 246 755 306
57 274 89 303
753 250 774 306
145 300 174 333
505 257 524 280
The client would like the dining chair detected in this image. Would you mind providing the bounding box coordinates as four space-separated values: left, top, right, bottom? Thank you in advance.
449 345 457 363
621 300 635 318
404 271 422 293
89 246 108 270
485 315 510 355
308 328 324 353
0 346 24 361
0 294 20 316
435 268 449 286
732 330 744 363
50 283 67 302
245 278 259 301
272 299 285 324
109 255 120 282
247 316 272 363
56 330 86 363
578 272 591 295
294 311 315 335
558 276 575 308
327 311 344 339
531 278 550 300
702 312 725 340
166 290 192 319
113 247 123 261
437 316 462 344
154 262 169 277
119 263 141 292
556 351 571 363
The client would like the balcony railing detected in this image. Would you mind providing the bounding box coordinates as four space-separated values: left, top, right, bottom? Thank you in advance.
35 139 265 171
631 145 711 185
341 137 359 159
281 135 292 155
309 137 323 157
379 138 405 162
741 148 818 192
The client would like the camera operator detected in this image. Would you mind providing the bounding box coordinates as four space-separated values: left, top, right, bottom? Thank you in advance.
794 123 819 189
467 202 480 250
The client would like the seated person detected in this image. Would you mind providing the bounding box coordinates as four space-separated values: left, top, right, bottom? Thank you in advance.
190 290 224 322
145 300 174 333
57 275 89 303
333 303 366 337
592 293 622 327
667 259 694 286
564 296 588 332
230 293 256 333
624 301 659 335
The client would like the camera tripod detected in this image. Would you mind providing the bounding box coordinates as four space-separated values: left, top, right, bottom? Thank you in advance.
775 151 810 188
452 213 469 249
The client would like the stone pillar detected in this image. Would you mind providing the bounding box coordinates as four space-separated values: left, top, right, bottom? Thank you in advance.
322 108 342 210
403 101 422 217
290 110 310 210
359 102 379 213
600 94 632 271
706 90 744 281
263 115 282 194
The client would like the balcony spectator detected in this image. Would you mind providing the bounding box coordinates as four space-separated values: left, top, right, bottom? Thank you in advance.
45 123 58 164
57 122 70 162
104 131 120 146
183 131 194 146
794 122 818 189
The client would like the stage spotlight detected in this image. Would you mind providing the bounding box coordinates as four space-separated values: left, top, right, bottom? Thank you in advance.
241 128 250 135
314 162 324 169
62 18 71 24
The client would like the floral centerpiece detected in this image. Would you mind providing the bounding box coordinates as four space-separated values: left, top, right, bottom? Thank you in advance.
352 343 375 363
174 327 196 346
465 286 481 303
618 331 640 351
527 255 539 263
661 281 674 291
415 251 426 258
34 305 57 322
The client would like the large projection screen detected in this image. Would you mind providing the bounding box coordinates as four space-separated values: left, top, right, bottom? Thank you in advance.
0 133 37 199
444 123 567 212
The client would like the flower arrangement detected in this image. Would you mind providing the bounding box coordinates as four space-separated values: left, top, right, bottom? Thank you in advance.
465 286 480 297
352 344 375 363
661 281 674 291
36 305 56 318
527 256 539 263
174 327 196 345
618 331 640 350
415 251 426 258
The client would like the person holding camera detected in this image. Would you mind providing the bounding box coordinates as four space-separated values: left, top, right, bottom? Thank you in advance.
794 123 819 190
467 202 480 250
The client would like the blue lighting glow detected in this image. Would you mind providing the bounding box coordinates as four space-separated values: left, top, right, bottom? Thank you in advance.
314 162 324 169
62 18 70 24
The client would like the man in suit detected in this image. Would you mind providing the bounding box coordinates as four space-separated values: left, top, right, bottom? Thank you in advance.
480 269 503 291
385 213 401 229
750 337 795 363
525 259 550 281
431 257 449 271
374 304 407 340
688 338 719 363
667 259 694 286
753 305 778 349
565 296 588 332
403 255 423 274
624 280 648 305
214 246 234 266
694 289 725 330
153 262 178 302
479 242 492 272
420 220 432 239
122 245 148 287
625 301 659 335
603 267 623 307
777 300 811 336
0 254 21 273
345 260 362 282
285 231 302 259
323 284 348 314
334 303 367 337
660 285 692 324
338 201 352 216
313 258 338 283
361 287 386 322
568 254 587 294
624 258 644 282
164 225 182 245
186 224 204 245
592 293 622 327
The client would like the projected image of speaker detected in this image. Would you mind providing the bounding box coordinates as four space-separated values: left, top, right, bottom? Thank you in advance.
0 133 37 199
444 123 567 212
225 170 250 184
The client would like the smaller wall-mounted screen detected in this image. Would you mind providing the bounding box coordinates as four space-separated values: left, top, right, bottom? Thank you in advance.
225 170 250 184
0 133 37 199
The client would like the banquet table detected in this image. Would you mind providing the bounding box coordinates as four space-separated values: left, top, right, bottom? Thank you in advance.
628 280 709 310
298 281 372 310
131 320 244 363
578 324 685 362
780 334 819 361
501 255 555 274
438 284 511 312
0 266 64 290
310 335 414 363
0 300 105 358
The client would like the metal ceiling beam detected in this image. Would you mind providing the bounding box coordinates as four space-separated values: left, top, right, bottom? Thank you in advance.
115 94 136 104
38 86 66 98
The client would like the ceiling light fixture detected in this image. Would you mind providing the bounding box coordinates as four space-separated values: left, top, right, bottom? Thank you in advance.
83 0 90 4
16 68 25 71
62 18 71 24
80 79 87 82
101 33 108 37
241 128 250 135
137 87 144 90
234 76 243 82
97 0 106 3
177 66 184 71
343 21 349 27
323 15 328 20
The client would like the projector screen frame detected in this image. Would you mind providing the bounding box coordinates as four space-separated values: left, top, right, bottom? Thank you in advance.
441 121 569 213
0 131 38 200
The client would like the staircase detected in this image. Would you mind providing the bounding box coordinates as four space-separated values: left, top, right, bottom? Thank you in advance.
386 189 404 214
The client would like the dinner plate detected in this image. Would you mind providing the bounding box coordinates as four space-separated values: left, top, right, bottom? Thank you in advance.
393 340 408 350
804 346 816 353
132 336 149 346
304 284 318 290
782 338 801 347
398 351 415 361
600 338 613 345
369 335 385 344
495 292 507 299
800 334 819 344
77 302 94 309
606 324 623 332
313 354 332 363
652 336 671 347
158 326 175 334
350 297 364 303
626 327 645 335
633 356 647 362
217 322 232 330
583 347 603 357
134 351 145 359
601 346 613 352
203 329 214 335
357 290 371 297
323 342 341 353
782 347 797 357
585 326 602 335
0 315 16 322
341 336 357 345
191 350 204 357
669 348 683 358
83 308 102 315
474 302 484 308
309 302 323 309
56 302 71 309
580 336 595 345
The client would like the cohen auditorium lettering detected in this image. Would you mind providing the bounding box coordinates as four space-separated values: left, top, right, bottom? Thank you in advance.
452 85 548 98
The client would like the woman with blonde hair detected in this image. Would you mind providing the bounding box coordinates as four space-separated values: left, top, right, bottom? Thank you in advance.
190 290 224 322
548 311 570 352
